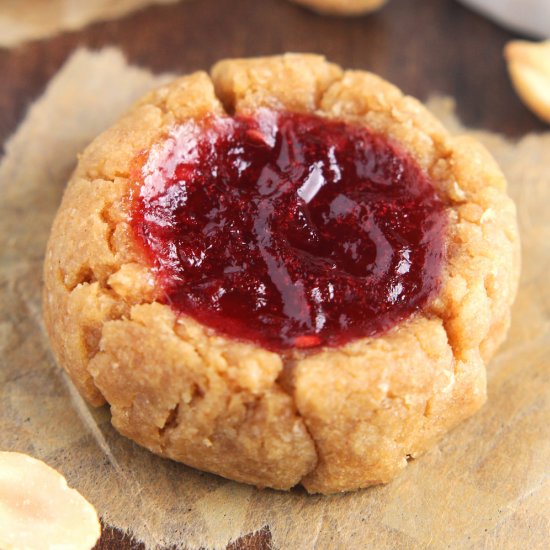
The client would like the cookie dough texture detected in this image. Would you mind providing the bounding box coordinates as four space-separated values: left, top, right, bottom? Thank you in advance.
43 54 520 494
290 0 388 16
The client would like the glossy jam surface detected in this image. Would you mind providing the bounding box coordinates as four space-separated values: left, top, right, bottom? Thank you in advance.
130 110 446 351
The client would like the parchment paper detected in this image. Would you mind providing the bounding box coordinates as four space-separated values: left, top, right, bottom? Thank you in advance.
1 49 549 550
0 0 187 48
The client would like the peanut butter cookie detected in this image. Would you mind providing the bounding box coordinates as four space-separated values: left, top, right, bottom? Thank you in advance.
43 54 520 493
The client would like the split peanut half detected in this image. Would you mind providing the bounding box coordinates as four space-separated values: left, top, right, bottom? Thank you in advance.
505 40 550 124
0 452 101 550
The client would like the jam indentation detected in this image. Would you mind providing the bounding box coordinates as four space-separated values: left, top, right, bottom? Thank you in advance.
130 110 446 351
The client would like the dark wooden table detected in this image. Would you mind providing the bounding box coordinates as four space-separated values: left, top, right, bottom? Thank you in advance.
0 0 544 548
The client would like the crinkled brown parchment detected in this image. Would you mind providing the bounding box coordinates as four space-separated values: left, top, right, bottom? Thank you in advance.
1 49 549 550
0 0 187 48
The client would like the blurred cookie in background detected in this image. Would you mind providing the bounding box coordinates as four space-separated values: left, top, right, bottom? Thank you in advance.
290 0 388 16
0 0 185 47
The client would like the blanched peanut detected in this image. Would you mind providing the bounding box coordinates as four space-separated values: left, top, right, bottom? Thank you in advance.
505 40 550 124
0 452 101 550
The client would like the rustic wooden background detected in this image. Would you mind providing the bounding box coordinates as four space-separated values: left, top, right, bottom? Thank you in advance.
0 0 544 548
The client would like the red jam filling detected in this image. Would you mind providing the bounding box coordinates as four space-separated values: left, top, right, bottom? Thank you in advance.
130 110 446 351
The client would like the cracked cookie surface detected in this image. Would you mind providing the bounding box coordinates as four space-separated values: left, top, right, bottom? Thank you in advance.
43 54 520 493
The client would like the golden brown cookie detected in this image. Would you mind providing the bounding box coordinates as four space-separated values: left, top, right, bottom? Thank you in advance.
43 54 520 494
290 0 388 16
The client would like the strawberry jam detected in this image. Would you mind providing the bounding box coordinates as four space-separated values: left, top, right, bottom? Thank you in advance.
130 110 446 351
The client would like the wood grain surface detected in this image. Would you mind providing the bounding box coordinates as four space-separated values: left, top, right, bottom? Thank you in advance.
0 0 545 548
